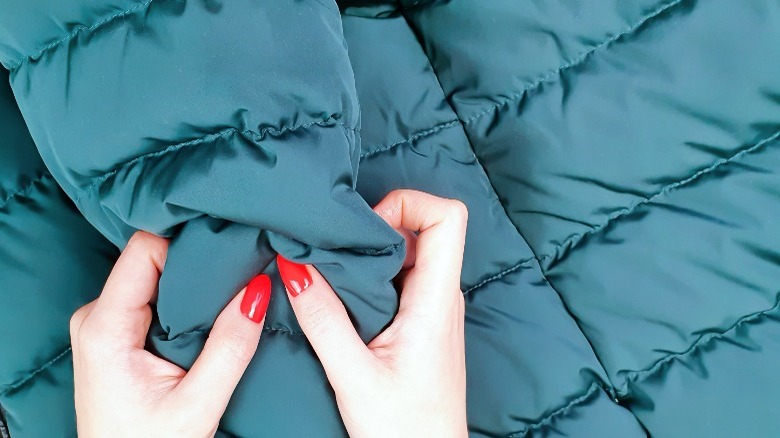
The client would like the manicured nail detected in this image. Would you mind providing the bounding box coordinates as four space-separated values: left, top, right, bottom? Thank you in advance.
240 274 271 323
276 255 312 297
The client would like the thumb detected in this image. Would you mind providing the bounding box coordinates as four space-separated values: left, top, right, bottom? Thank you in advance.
277 255 377 390
175 274 270 419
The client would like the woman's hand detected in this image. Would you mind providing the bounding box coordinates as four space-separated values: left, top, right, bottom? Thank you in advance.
70 189 467 437
70 232 271 438
278 189 469 438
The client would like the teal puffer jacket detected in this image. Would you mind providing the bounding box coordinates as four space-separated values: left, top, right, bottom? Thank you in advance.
2 0 780 436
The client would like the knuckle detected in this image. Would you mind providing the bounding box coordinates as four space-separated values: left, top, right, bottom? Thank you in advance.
124 231 167 266
68 314 81 339
129 230 153 244
69 306 89 339
443 199 469 228
125 230 162 254
445 199 469 225
124 231 147 249
219 328 256 363
300 302 332 333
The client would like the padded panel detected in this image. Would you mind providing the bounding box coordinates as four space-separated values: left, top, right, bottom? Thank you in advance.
624 308 780 437
357 122 644 437
403 0 668 119
358 127 529 288
10 0 358 193
0 0 140 67
346 15 643 431
461 0 780 259
462 267 643 437
0 68 117 438
546 139 780 390
342 14 457 157
0 178 115 386
521 388 644 438
0 69 44 200
0 352 77 438
0 69 117 397
2 0 779 435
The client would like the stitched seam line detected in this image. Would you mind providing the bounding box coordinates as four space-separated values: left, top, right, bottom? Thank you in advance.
359 119 459 159
8 0 156 70
351 240 404 256
0 324 310 395
75 127 242 203
75 116 353 203
506 382 601 438
164 326 305 341
462 0 685 126
262 327 305 336
0 347 71 397
462 257 535 295
399 0 620 406
616 295 780 398
539 128 780 266
0 173 54 209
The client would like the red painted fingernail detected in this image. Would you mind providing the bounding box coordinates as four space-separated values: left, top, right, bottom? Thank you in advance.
276 255 312 297
240 274 271 323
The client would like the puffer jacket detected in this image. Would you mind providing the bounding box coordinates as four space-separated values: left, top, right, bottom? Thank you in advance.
2 0 780 436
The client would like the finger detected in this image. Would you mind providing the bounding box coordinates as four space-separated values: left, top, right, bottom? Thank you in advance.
373 190 468 309
277 255 377 390
376 207 417 289
175 275 270 419
89 231 168 346
69 300 96 353
394 226 418 270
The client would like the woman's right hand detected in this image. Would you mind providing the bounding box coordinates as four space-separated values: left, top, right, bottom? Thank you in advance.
277 189 469 437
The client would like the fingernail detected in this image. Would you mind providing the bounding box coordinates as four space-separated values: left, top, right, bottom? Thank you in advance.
240 274 271 323
276 255 312 297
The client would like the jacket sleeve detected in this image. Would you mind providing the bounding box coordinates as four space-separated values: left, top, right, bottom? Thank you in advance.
0 1 404 435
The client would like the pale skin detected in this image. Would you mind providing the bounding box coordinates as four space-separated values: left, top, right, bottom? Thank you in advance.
70 189 469 437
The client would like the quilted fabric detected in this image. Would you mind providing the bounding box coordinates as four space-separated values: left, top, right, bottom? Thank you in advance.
2 0 780 436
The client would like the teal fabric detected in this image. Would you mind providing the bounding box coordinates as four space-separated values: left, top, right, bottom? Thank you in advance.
1 0 779 436
0 67 118 436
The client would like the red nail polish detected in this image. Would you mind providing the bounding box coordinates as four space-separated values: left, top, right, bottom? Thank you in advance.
276 255 312 297
240 274 271 323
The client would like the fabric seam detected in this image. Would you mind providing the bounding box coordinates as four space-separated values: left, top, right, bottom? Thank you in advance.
462 257 535 295
359 119 459 159
0 325 309 396
398 2 622 419
616 295 780 397
461 0 685 126
75 117 355 204
539 128 780 267
505 382 601 438
357 123 780 271
0 172 54 209
8 0 156 70
0 347 71 397
163 326 305 341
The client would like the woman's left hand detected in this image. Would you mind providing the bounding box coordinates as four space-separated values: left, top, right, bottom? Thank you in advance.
69 231 271 438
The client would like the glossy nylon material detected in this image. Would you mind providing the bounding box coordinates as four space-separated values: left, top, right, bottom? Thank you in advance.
1 0 779 436
0 68 118 436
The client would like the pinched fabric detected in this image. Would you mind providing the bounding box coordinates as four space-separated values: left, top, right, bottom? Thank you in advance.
1 1 780 436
